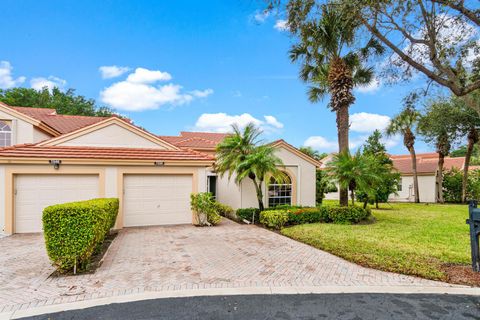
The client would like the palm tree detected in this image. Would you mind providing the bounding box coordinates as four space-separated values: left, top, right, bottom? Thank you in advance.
386 106 421 203
215 124 286 211
299 146 326 161
289 4 384 206
327 150 381 207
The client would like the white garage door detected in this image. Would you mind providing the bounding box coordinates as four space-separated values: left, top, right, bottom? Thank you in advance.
15 175 99 233
123 174 192 227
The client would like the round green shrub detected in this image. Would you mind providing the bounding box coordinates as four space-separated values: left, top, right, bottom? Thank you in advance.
260 210 289 230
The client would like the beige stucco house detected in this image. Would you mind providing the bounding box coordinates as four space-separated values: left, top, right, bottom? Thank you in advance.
0 102 320 235
322 152 466 203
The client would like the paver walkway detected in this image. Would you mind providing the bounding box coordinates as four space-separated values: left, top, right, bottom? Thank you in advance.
0 219 458 314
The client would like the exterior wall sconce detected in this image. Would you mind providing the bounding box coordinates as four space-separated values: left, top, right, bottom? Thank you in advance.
154 161 165 166
49 159 62 169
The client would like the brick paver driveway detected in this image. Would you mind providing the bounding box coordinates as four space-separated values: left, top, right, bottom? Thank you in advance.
0 219 454 314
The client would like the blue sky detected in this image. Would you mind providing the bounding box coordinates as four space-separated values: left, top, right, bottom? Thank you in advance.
0 0 435 154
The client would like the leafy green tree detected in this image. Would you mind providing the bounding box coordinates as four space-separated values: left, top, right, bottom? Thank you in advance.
327 150 382 207
418 98 463 203
0 87 114 116
315 170 337 205
298 146 327 161
357 130 400 208
443 168 480 203
336 0 480 103
386 105 421 203
453 92 480 202
215 124 286 211
287 2 384 206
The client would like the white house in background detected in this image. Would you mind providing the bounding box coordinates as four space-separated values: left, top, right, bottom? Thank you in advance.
322 152 466 203
0 102 320 235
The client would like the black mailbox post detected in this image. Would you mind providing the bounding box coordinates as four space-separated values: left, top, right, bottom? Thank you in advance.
467 200 480 272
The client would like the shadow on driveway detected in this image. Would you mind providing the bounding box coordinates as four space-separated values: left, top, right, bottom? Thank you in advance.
21 293 480 320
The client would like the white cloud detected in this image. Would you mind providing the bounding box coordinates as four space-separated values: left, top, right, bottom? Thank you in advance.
193 113 283 133
264 115 284 129
190 89 214 98
350 112 391 133
30 76 66 92
356 78 381 93
304 136 337 151
232 90 242 98
0 61 26 89
126 67 172 83
253 10 270 23
99 65 131 79
274 19 288 31
100 67 212 111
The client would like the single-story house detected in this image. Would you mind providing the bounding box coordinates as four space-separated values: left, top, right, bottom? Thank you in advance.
0 102 320 235
323 152 466 203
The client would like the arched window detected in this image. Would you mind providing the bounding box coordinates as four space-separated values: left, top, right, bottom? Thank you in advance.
0 121 11 147
268 173 292 207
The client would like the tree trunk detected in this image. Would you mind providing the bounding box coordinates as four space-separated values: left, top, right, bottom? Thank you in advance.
375 199 379 209
350 188 355 206
436 152 445 203
329 56 354 207
408 146 420 203
251 178 264 212
463 128 478 203
363 198 368 209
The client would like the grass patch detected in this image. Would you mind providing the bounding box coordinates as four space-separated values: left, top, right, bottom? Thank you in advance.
281 201 470 281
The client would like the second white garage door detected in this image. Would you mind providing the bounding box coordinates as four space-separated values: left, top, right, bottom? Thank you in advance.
123 174 192 227
15 174 100 233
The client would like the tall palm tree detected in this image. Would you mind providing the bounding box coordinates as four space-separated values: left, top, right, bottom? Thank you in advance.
289 4 384 206
386 106 421 203
327 150 381 206
215 124 286 211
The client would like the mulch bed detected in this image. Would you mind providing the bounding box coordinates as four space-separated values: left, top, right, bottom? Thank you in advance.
442 264 480 287
50 231 117 277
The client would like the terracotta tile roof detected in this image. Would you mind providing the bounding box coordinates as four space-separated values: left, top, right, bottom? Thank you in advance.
391 153 465 174
0 145 214 161
9 106 108 134
469 165 480 171
159 131 229 149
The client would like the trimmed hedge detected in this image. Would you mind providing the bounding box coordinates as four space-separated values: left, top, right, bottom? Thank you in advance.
324 206 371 224
259 205 371 229
236 208 261 223
42 198 119 273
260 210 289 230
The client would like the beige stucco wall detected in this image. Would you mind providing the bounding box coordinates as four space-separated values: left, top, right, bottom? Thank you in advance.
0 166 5 233
58 123 167 149
215 146 317 209
389 174 436 203
33 127 53 143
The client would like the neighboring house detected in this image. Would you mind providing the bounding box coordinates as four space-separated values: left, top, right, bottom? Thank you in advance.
322 152 466 203
388 153 465 203
0 102 320 235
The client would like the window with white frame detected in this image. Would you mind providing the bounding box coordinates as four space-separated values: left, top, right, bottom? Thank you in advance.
268 174 292 207
397 177 403 191
0 120 12 147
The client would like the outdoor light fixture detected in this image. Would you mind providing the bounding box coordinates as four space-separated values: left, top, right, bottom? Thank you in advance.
154 161 165 166
49 160 62 169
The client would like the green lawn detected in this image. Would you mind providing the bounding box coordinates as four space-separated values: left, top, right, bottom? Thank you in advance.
281 201 471 280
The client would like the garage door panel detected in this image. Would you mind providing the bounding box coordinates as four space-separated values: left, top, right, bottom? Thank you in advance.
15 175 99 233
124 174 192 227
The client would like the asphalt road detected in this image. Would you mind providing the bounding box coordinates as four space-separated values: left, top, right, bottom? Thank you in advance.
21 293 480 320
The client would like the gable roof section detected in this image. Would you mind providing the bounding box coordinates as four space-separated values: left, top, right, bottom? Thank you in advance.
11 106 108 134
391 153 465 174
0 102 61 136
159 131 229 150
0 144 214 164
38 117 181 150
270 139 322 168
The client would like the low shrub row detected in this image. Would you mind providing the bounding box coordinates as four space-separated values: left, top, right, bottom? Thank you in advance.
42 198 119 273
258 205 372 230
236 208 261 223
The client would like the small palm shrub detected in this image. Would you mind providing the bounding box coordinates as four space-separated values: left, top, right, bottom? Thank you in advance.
190 193 222 226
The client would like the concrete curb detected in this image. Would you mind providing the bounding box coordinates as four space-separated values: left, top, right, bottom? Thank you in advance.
2 285 479 319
